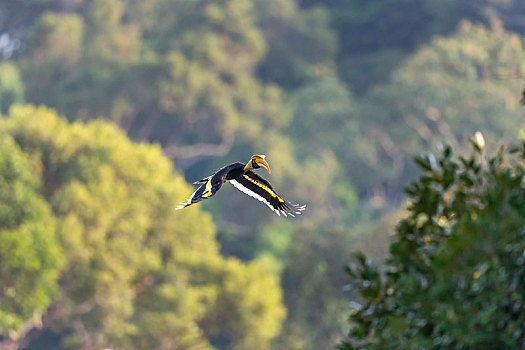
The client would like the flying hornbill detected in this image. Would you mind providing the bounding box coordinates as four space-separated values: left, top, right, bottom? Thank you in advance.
176 155 305 216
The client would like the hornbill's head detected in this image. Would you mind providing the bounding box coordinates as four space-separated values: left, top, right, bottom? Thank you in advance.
244 154 271 174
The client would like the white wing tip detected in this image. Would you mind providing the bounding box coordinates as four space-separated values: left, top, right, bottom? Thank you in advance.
175 201 192 210
288 204 306 217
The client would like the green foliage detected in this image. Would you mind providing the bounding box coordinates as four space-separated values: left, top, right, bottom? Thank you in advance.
268 224 355 350
342 141 525 349
0 135 63 336
14 0 303 240
198 257 285 349
0 62 24 113
16 0 291 162
298 0 456 93
286 75 359 223
298 0 520 93
0 105 284 349
344 20 525 202
256 0 337 89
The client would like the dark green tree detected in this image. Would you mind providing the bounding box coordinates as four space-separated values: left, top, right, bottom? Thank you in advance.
298 0 521 93
341 137 525 349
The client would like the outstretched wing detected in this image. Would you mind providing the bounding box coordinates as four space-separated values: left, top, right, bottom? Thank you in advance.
229 171 305 217
175 176 224 210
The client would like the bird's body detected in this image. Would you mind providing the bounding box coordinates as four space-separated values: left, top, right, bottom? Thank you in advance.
176 155 305 216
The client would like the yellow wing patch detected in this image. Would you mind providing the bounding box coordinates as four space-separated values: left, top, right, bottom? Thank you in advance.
243 175 284 202
202 178 213 198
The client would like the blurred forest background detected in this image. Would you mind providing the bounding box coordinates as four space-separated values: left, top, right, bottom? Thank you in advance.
1 0 525 349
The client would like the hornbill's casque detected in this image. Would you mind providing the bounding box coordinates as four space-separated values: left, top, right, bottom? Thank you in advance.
176 155 305 216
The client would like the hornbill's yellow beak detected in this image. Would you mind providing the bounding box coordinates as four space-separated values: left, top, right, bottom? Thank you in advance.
256 158 271 174
245 154 271 174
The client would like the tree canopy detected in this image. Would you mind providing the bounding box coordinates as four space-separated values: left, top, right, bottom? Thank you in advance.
0 105 284 349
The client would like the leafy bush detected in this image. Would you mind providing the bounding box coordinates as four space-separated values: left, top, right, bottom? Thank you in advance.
341 138 525 349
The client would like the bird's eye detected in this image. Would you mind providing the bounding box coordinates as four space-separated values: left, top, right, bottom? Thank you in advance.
252 159 259 168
